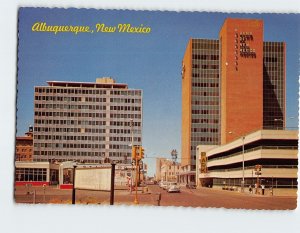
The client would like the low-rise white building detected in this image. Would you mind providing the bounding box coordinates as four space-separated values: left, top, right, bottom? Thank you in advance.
15 161 135 189
197 130 298 196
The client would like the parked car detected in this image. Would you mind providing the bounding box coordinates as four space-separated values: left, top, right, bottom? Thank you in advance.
159 181 166 188
167 182 178 190
145 180 154 185
161 181 169 190
167 184 181 193
158 181 163 188
139 181 146 187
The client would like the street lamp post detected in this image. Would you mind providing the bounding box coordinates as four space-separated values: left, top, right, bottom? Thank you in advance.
138 160 143 186
130 119 133 194
229 132 245 193
241 136 245 192
134 149 139 205
171 149 178 182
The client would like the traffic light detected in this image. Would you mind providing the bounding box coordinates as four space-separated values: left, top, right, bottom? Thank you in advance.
139 146 145 160
132 146 136 160
255 164 262 171
133 146 144 161
254 164 262 175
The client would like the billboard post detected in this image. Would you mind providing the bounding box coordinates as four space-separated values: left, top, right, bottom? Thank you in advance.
110 162 116 205
72 165 77 204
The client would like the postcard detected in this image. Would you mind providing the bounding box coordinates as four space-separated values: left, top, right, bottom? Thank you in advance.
15 7 299 210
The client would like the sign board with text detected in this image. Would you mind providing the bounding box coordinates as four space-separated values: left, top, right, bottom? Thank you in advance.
200 152 207 173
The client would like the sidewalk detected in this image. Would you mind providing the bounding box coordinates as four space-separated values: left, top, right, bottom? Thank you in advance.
14 185 158 205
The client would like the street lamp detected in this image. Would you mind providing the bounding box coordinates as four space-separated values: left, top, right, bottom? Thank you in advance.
229 132 245 193
274 117 295 129
274 117 295 122
171 149 178 182
274 118 284 130
274 118 283 122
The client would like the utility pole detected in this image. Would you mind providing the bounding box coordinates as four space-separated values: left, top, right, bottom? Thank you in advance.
171 149 178 182
134 146 139 205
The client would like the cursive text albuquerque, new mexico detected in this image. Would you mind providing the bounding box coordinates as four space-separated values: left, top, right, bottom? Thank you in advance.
31 22 151 35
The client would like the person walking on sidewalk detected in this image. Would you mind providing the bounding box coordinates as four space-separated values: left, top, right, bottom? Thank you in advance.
261 184 265 195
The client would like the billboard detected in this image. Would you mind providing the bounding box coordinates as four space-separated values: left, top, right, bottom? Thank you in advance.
74 167 111 191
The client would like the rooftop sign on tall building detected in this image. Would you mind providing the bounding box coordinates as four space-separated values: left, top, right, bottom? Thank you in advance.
181 18 286 183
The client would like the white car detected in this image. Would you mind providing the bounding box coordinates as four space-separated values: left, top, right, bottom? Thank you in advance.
166 182 178 189
158 181 164 188
167 185 180 193
161 182 169 190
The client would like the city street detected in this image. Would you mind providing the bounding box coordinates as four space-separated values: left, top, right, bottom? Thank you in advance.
149 185 297 209
14 185 296 210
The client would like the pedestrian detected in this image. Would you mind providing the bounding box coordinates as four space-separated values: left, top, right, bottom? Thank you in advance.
249 185 252 194
261 184 265 195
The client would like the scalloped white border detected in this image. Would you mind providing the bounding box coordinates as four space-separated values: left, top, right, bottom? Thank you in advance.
13 0 300 13
0 1 299 233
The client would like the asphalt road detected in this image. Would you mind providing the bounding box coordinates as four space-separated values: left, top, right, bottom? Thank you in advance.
150 185 297 210
14 185 297 210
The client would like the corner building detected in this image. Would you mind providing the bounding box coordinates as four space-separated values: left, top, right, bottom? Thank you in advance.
16 126 34 161
181 18 285 184
33 78 142 164
197 129 298 196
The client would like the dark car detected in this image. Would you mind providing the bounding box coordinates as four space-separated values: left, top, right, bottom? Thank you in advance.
186 183 196 189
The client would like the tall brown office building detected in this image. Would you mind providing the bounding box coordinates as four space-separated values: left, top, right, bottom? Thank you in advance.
181 39 220 182
181 18 285 183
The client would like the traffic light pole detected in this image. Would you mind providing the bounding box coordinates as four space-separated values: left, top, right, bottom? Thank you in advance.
134 153 139 205
132 146 144 205
138 164 141 186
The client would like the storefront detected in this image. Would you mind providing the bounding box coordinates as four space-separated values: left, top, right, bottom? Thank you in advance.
15 161 59 186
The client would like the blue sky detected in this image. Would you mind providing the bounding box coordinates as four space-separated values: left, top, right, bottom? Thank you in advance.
17 8 299 176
